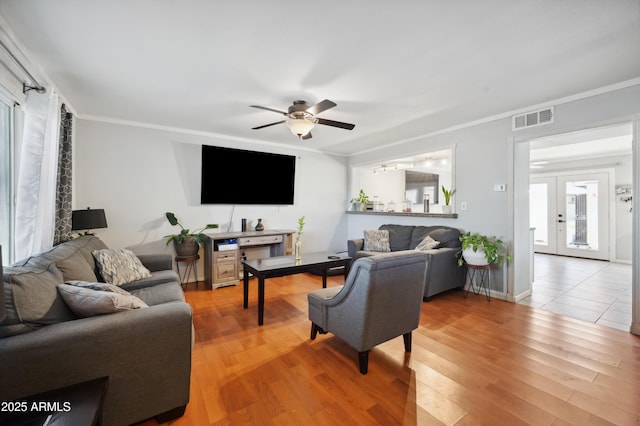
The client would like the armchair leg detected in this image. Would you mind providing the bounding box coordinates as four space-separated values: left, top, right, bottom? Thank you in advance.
358 351 369 374
310 323 326 340
403 332 412 352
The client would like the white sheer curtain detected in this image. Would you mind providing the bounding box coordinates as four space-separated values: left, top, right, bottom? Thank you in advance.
14 89 61 260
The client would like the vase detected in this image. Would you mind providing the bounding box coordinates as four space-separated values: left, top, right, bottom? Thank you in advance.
442 205 452 214
462 247 489 266
255 219 264 231
174 237 199 257
294 237 302 260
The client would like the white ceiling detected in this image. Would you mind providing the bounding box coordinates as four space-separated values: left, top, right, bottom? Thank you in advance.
1 0 639 156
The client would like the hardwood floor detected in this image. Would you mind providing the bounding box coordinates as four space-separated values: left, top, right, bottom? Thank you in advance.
139 273 640 425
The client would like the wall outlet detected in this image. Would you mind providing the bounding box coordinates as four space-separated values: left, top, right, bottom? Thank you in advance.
460 201 467 211
494 184 506 191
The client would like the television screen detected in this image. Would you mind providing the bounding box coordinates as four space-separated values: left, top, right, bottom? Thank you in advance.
201 145 296 205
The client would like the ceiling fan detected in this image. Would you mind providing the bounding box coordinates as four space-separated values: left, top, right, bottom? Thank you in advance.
250 99 355 139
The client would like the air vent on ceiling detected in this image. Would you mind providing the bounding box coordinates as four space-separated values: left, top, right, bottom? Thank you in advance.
512 106 554 131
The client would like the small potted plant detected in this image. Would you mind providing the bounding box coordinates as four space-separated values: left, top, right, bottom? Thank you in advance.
165 212 218 256
350 189 371 211
294 216 305 260
458 232 510 267
441 186 455 214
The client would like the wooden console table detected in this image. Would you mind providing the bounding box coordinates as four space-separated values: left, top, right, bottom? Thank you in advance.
204 230 294 289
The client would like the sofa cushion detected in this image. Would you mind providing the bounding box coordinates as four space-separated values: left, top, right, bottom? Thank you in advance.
379 224 414 251
57 284 148 317
428 228 462 249
56 250 99 282
129 282 186 306
415 235 440 251
2 263 75 332
93 248 152 285
120 270 181 292
363 230 391 252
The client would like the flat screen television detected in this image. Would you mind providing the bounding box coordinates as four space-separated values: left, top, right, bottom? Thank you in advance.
201 145 296 205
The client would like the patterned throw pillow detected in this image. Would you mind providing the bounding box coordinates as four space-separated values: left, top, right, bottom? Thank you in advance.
92 249 152 286
57 284 148 317
415 235 440 251
363 229 391 252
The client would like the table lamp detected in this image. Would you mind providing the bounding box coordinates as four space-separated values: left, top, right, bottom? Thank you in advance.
71 208 108 235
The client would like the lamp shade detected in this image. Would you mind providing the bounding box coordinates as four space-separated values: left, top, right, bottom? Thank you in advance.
71 208 108 230
286 118 314 137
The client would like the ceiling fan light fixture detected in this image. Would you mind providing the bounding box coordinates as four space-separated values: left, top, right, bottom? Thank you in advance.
286 118 314 137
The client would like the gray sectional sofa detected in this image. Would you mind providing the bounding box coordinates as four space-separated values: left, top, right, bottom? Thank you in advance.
0 235 192 426
348 224 466 300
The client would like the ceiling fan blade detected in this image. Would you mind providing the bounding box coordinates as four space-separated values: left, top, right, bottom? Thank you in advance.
316 118 355 130
302 132 312 140
252 120 286 130
306 99 336 115
250 105 288 115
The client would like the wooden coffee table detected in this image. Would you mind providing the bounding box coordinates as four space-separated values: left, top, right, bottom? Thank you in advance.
242 251 351 325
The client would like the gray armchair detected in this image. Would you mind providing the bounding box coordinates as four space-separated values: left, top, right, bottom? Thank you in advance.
307 251 428 374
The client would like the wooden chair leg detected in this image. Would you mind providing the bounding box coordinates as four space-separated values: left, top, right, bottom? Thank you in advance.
358 351 369 375
403 332 412 352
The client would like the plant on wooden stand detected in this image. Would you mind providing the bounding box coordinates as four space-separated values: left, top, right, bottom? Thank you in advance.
165 212 218 256
458 232 510 267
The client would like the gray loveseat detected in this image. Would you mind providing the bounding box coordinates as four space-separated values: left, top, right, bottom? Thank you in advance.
348 224 466 300
0 235 192 426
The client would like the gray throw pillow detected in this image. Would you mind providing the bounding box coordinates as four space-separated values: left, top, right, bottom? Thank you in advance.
56 250 99 282
92 248 152 286
57 284 148 317
363 229 391 252
415 235 440 251
66 280 132 295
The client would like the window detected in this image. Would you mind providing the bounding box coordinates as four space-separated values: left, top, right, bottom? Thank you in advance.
0 97 13 264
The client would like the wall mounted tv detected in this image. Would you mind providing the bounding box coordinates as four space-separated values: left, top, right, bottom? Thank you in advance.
201 145 296 205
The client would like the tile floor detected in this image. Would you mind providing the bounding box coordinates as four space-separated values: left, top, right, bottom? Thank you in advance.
518 253 633 331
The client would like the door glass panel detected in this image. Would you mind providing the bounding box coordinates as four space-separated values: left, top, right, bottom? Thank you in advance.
530 183 549 246
564 180 598 251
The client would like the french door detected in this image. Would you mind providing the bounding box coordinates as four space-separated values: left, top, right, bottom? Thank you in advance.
530 172 610 260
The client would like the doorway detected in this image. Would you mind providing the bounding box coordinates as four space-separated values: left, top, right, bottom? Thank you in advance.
531 172 610 261
518 122 634 332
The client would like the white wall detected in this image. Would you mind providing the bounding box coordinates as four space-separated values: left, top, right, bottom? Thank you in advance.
74 120 349 274
348 83 640 300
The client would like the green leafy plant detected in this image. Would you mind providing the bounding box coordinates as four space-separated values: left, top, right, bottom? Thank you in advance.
296 216 305 237
165 212 218 245
350 189 370 205
458 231 510 266
441 186 456 206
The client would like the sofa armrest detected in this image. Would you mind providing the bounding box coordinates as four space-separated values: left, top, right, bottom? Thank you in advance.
0 302 193 426
421 247 467 298
347 239 364 258
137 253 173 272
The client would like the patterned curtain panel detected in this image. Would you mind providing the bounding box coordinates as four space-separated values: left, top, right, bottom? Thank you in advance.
53 104 73 244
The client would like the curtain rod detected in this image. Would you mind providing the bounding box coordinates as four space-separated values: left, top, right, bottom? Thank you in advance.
0 39 45 94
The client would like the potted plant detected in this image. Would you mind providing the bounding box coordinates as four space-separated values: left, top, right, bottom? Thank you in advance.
458 232 510 266
165 212 218 256
350 189 371 211
441 186 455 214
294 216 305 260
